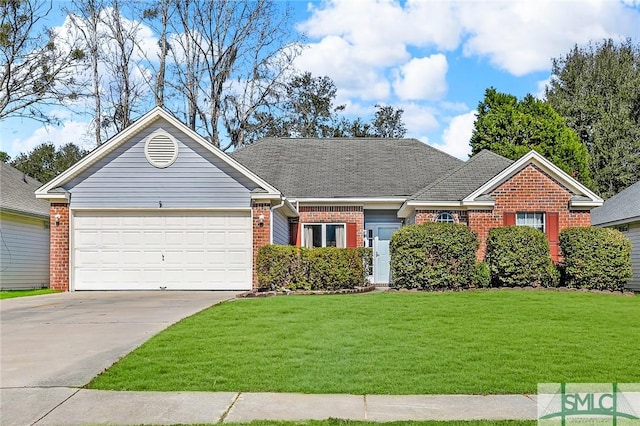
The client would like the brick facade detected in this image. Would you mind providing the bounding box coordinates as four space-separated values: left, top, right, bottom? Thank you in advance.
252 202 271 290
296 205 365 247
50 203 70 291
415 165 591 260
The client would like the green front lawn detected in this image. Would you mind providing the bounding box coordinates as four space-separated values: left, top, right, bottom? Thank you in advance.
0 289 58 299
222 421 534 426
88 291 640 394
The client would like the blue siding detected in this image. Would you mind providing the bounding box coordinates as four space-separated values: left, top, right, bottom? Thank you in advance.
67 118 258 209
365 209 402 225
272 208 290 245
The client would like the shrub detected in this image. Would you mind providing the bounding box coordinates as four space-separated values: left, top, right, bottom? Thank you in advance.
485 226 554 287
390 223 479 290
559 227 632 291
256 245 372 291
256 245 305 291
473 262 491 288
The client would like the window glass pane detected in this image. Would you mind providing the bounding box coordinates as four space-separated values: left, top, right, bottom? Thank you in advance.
436 212 454 223
326 224 345 247
378 226 397 240
516 213 544 231
303 224 323 248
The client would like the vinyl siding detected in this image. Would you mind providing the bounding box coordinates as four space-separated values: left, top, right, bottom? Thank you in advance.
272 207 290 245
66 118 258 209
365 209 403 225
623 221 640 292
0 212 50 289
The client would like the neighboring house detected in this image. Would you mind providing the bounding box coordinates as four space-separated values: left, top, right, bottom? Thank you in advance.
1 163 50 290
591 181 640 292
35 107 603 291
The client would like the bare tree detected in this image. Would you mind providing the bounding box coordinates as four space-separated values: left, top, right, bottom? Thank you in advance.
99 0 148 131
167 0 299 150
0 0 84 124
140 0 173 107
67 0 105 145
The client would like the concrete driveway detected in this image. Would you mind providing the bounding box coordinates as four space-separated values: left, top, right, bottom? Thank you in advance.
0 291 235 425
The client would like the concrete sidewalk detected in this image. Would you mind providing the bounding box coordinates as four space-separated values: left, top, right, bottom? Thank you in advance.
1 388 538 425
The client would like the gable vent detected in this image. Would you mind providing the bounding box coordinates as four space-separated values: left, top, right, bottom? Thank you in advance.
145 131 178 168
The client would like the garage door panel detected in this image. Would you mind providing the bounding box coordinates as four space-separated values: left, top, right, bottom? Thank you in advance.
73 211 252 290
144 232 163 246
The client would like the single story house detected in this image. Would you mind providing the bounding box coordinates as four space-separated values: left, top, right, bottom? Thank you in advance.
35 107 602 291
1 162 51 289
591 181 639 292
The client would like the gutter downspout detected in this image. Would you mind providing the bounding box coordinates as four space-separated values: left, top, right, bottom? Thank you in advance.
270 197 287 244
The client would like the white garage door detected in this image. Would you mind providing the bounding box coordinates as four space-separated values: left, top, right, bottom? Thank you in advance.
73 211 252 290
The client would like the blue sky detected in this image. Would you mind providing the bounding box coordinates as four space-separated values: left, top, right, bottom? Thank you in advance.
2 0 640 159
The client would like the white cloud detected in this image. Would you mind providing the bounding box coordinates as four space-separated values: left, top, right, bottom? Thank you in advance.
400 103 440 137
457 0 640 75
393 55 448 101
434 111 477 159
8 121 94 157
535 76 552 99
294 36 391 101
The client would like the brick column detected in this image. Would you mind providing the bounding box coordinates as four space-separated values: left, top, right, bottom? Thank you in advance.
252 202 271 290
50 203 70 291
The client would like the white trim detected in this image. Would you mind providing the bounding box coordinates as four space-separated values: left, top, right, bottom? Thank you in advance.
251 193 281 200
569 200 604 208
69 209 76 292
463 150 603 204
35 107 281 198
35 193 69 201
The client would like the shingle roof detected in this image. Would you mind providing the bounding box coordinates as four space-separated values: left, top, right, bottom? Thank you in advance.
591 181 640 225
0 162 50 218
230 138 464 198
410 150 513 201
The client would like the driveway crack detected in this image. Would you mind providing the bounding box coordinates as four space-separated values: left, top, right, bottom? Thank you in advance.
31 387 81 425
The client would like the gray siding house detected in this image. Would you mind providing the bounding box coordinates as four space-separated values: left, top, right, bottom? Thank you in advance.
591 181 640 292
0 163 50 289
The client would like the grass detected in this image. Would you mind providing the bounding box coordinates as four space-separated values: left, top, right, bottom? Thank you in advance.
88 290 640 394
0 288 58 299
216 422 534 426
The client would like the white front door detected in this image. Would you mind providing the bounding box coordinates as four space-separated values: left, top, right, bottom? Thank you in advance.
72 211 252 290
371 223 401 284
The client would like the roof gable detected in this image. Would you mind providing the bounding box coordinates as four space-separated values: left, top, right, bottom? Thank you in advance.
230 137 464 199
463 150 602 207
36 107 280 199
591 181 640 225
0 163 50 218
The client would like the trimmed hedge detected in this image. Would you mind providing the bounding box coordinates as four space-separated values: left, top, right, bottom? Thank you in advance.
389 223 479 290
256 245 372 291
485 226 554 287
560 227 632 291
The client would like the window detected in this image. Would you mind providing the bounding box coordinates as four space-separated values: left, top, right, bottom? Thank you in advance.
303 223 346 248
516 212 544 232
436 212 455 223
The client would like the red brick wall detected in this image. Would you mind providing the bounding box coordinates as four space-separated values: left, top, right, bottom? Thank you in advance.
296 206 365 247
468 164 591 259
50 203 70 291
252 202 271 290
